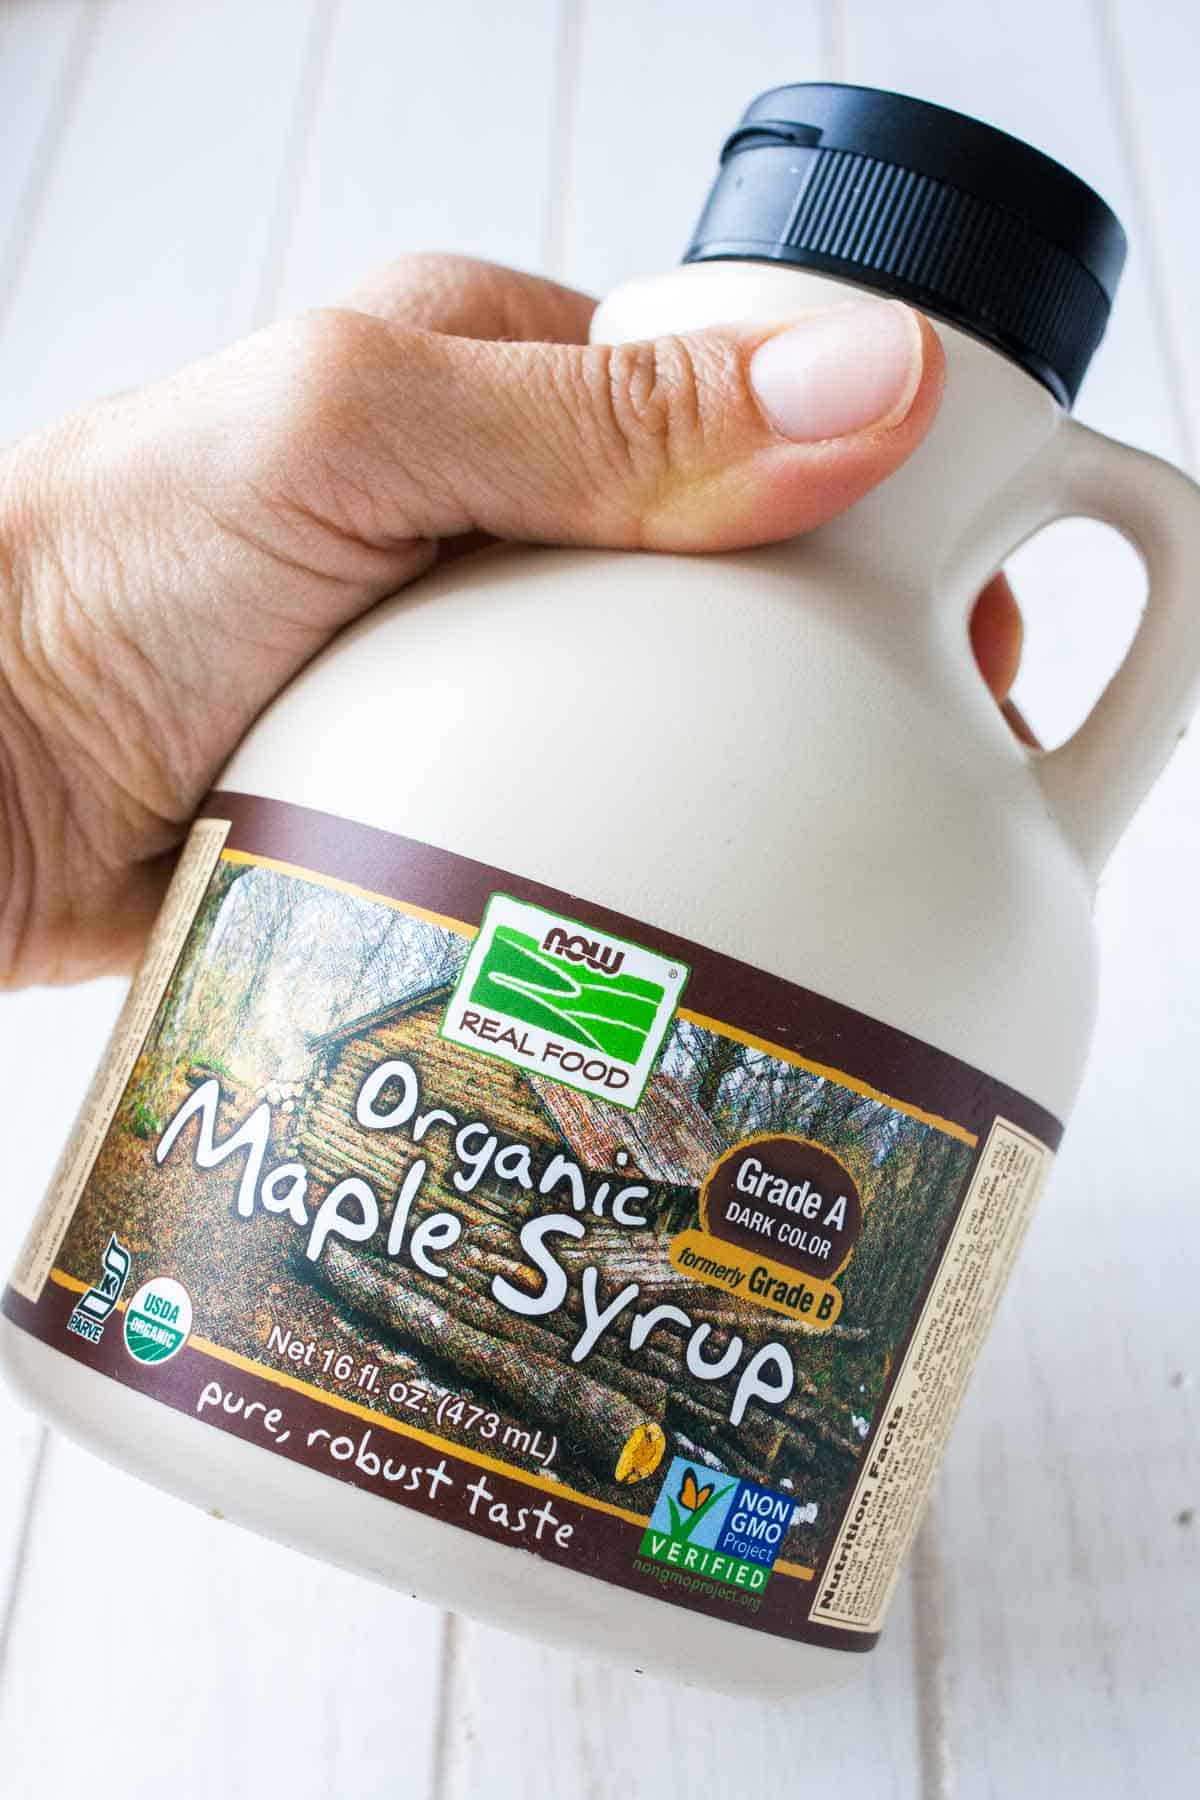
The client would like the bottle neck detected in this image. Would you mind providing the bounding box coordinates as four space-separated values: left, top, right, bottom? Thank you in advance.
590 262 1064 595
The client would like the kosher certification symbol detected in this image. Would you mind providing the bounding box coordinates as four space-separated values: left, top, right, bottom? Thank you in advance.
123 1276 193 1365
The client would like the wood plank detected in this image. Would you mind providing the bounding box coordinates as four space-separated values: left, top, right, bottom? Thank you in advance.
269 0 562 318
0 1 92 303
842 0 1179 753
0 1434 446 1800
445 1575 923 1800
561 0 833 294
0 0 323 436
1077 0 1200 466
838 3 1200 1792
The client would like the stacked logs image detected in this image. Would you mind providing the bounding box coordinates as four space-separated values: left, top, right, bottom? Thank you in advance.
269 986 899 1533
306 1227 866 1492
289 987 873 1508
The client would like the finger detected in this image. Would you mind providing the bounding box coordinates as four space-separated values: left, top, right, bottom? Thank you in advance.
339 260 599 573
969 573 1042 745
970 572 1024 701
252 296 942 556
341 252 596 345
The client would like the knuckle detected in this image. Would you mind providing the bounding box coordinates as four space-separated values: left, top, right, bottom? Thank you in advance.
347 252 485 323
256 307 393 455
381 250 479 289
595 335 705 472
244 307 418 537
578 334 739 536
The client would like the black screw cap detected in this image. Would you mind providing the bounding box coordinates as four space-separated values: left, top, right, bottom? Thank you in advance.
685 84 1127 407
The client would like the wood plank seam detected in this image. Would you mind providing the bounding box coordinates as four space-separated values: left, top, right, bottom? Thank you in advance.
1093 0 1197 473
543 0 584 282
431 1612 463 1800
254 0 342 327
822 0 849 84
0 0 100 329
912 1504 952 1800
0 1429 48 1694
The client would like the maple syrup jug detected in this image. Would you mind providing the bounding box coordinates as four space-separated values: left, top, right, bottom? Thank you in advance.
6 86 1200 1697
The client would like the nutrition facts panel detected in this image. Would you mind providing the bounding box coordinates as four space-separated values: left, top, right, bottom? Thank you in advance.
811 1121 1052 1632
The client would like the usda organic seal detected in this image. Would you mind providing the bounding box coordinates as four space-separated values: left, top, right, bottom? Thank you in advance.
123 1277 193 1365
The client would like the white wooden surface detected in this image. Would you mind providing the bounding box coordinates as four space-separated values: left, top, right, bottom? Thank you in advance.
1 2 1197 1793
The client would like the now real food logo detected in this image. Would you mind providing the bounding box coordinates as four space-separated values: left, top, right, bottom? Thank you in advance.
638 1455 795 1594
442 894 687 1109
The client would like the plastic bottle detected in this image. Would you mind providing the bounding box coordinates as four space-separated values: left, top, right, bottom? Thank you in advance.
6 85 1200 1696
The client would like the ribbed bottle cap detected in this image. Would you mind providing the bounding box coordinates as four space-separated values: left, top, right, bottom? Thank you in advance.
685 83 1126 407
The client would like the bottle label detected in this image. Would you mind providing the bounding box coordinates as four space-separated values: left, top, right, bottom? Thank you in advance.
4 794 1059 1652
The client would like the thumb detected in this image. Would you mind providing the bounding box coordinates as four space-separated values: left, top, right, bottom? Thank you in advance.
255 296 942 555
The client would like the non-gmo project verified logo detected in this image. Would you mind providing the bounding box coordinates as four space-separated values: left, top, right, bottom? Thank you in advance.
441 893 688 1111
637 1456 795 1595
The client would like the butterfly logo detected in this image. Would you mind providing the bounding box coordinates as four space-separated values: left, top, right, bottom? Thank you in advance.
678 1467 713 1513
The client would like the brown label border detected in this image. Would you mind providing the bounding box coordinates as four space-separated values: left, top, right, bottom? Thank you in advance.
2 1278 876 1655
205 790 1063 1152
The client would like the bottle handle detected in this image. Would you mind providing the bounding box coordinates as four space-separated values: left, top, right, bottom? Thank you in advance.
1016 419 1200 876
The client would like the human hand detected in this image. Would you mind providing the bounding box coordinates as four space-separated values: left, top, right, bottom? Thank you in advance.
0 254 1022 988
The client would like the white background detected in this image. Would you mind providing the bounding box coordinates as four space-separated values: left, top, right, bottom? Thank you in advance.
0 2 1197 1795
